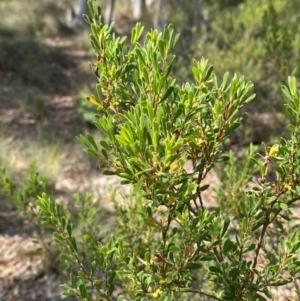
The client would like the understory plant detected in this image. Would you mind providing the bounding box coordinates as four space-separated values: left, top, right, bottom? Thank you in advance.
36 2 300 300
0 164 49 233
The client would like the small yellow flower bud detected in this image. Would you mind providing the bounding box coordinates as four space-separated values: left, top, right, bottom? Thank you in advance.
283 183 292 190
268 144 279 156
153 288 163 298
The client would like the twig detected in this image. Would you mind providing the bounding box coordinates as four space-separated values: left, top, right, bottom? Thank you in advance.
178 288 223 301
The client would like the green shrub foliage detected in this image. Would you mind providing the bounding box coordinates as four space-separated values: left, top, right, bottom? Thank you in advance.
202 0 300 114
36 2 300 301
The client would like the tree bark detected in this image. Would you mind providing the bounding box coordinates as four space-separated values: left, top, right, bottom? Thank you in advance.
154 0 167 31
131 0 147 20
104 0 116 24
67 0 89 28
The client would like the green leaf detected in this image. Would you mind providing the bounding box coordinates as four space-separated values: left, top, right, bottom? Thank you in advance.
201 254 215 261
133 178 143 194
67 223 72 237
79 283 88 298
223 238 235 254
135 47 146 66
107 283 114 296
145 252 151 263
293 97 300 111
216 155 230 162
70 236 78 253
101 148 108 160
83 14 91 25
81 251 86 261
91 24 98 38
87 0 94 16
103 170 117 176
100 140 110 150
61 289 77 296
225 121 241 133
91 261 97 276
243 241 256 253
120 179 131 185
53 232 64 243
90 34 100 53
158 39 165 57
204 65 214 81
282 85 293 101
262 288 273 299
221 217 230 238
228 268 239 280
244 93 256 104
60 253 76 264
285 105 296 119
209 266 222 274
256 295 268 301
200 184 210 191
288 261 300 270
288 76 297 96
169 245 181 252
221 72 229 90
250 157 262 167
187 262 202 269
109 271 116 282
280 202 289 211
287 124 295 133
160 86 175 103
84 148 100 159
117 296 129 301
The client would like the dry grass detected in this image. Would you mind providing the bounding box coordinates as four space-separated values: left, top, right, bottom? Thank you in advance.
0 0 99 184
0 127 66 185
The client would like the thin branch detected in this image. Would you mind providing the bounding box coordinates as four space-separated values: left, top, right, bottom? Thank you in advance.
179 288 223 301
253 195 300 269
253 211 269 269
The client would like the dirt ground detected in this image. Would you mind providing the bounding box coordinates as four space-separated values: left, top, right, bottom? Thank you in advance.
0 19 98 299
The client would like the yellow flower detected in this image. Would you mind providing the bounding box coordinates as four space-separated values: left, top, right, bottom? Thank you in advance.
153 288 163 298
268 144 279 156
283 183 292 190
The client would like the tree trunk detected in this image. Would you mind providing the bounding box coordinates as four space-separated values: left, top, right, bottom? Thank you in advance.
104 0 116 24
154 0 167 31
67 0 89 28
131 0 147 20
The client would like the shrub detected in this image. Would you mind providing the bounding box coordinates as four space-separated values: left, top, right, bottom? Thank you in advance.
36 2 300 300
0 164 48 226
202 0 300 113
